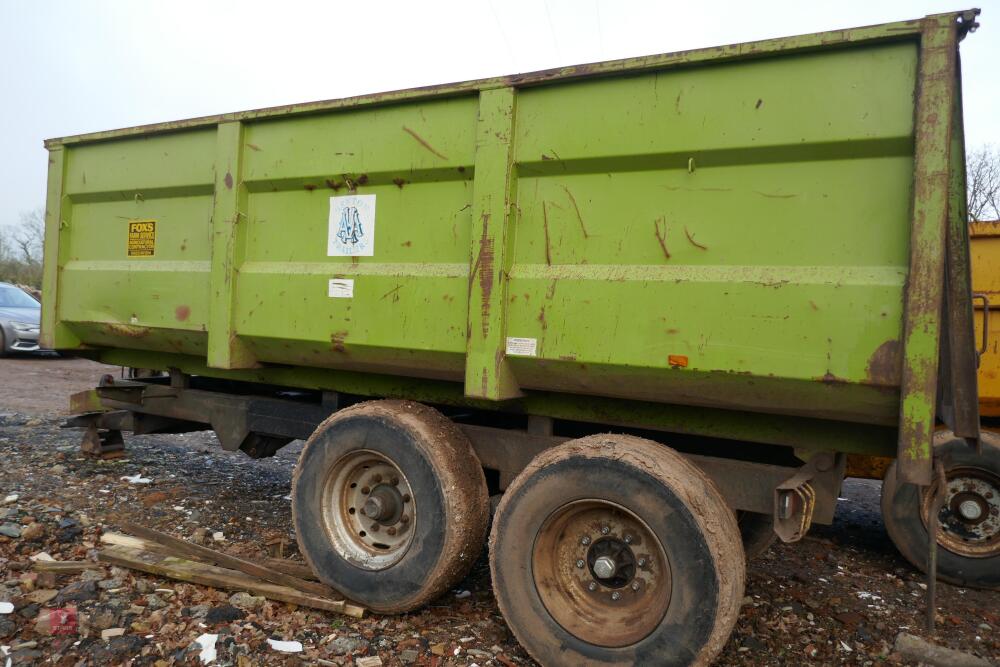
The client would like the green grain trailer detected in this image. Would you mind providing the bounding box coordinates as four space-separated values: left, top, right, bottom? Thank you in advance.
43 10 997 665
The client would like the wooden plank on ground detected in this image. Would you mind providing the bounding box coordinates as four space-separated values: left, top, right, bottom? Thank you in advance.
101 532 161 551
98 544 364 618
101 532 321 583
119 522 332 598
263 558 318 581
33 560 102 573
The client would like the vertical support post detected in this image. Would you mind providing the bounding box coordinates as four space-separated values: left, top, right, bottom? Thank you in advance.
938 52 980 441
896 15 959 485
207 121 256 369
465 87 521 400
40 146 81 350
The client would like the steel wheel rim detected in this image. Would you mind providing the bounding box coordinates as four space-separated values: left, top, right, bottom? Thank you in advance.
920 466 1000 558
321 449 416 570
531 499 671 648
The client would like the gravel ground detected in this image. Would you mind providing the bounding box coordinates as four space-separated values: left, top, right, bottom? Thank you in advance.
0 355 998 666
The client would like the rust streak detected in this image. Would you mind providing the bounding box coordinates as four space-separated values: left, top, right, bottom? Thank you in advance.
474 214 494 338
223 171 233 190
653 217 671 259
330 331 348 353
541 202 553 265
562 186 589 238
865 340 902 387
103 323 151 338
683 225 707 250
402 126 448 160
245 143 262 151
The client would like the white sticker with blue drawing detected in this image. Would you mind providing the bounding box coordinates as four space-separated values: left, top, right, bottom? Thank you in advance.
328 194 376 257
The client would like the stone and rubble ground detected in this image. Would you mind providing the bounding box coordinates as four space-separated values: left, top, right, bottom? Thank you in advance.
0 356 998 666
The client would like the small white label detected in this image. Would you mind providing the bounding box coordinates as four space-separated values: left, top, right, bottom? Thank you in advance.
328 194 376 256
505 337 538 357
328 278 354 298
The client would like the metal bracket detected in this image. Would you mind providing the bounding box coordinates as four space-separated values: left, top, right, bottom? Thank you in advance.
80 422 125 460
772 454 837 542
956 9 981 40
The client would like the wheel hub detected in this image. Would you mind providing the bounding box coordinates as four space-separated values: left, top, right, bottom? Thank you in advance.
321 450 416 570
531 500 671 648
588 538 636 587
363 485 403 524
921 466 1000 558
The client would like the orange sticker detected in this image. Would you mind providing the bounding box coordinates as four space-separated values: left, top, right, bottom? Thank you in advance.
668 355 689 368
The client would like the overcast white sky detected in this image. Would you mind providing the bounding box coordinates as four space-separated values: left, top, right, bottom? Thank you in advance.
1 0 997 232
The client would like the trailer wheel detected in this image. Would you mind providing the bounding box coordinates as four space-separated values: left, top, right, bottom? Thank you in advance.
737 511 777 560
490 434 744 666
882 431 1000 590
292 400 489 613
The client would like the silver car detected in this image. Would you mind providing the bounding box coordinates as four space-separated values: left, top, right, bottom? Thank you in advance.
0 282 42 354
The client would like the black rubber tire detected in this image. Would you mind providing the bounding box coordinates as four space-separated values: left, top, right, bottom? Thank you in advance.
490 434 745 667
881 431 1000 590
737 511 777 560
292 400 490 613
0 330 6 357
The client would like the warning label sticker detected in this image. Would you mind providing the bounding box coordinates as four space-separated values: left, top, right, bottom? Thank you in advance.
505 337 538 357
127 220 156 257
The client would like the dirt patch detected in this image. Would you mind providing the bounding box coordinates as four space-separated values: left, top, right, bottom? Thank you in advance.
0 355 121 415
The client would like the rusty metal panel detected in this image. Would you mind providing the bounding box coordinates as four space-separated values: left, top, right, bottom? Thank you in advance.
936 59 980 441
465 87 521 400
896 14 963 485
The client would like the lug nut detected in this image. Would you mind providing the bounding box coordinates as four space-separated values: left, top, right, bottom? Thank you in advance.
580 536 591 546
623 534 633 544
400 515 410 524
370 524 379 532
387 527 397 536
611 591 621 601
601 526 610 535
637 558 646 567
588 582 597 591
361 486 370 495
390 476 399 486
631 582 640 591
402 494 411 503
575 559 585 569
372 474 383 483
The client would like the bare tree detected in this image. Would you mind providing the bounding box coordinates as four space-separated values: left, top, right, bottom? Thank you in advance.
14 208 44 264
968 144 1000 222
0 208 45 287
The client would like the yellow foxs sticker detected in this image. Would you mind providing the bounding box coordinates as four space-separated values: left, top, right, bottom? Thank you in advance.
127 220 156 257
